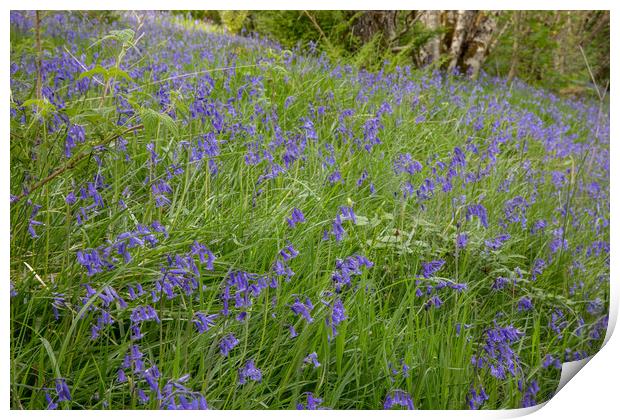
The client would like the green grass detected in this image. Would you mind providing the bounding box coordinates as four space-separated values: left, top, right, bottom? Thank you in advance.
10 11 609 410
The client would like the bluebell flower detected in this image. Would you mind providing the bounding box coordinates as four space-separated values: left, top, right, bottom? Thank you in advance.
531 219 547 235
503 196 529 229
485 234 510 250
303 352 321 368
131 305 160 324
291 297 314 323
190 241 215 270
456 232 468 250
384 389 414 410
288 325 298 338
472 323 523 379
332 254 373 292
542 354 562 369
467 386 489 409
531 258 546 281
45 392 58 410
465 204 489 228
327 170 342 184
279 242 299 261
296 392 325 410
28 203 43 238
64 124 85 158
54 378 71 402
419 259 445 278
492 277 509 290
51 292 65 320
393 153 422 175
286 207 305 228
339 206 356 223
424 295 443 309
238 360 262 384
193 312 217 334
521 380 539 408
220 334 239 356
517 297 533 312
327 298 347 339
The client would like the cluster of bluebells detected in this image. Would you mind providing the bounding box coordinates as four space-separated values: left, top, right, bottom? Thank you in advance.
45 379 71 410
466 386 489 410
79 284 127 340
238 360 262 384
471 323 524 380
286 207 305 228
76 221 168 275
296 392 326 410
154 241 216 301
8 10 610 410
324 206 357 242
331 253 373 292
383 389 415 410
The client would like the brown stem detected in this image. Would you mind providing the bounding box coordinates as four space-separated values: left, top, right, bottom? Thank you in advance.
302 10 333 50
12 124 143 205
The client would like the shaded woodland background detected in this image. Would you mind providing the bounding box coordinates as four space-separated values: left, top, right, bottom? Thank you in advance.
175 10 610 97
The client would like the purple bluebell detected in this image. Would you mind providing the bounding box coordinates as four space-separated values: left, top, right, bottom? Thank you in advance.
193 312 217 334
190 241 215 270
465 204 489 228
332 254 373 292
131 305 160 324
279 242 299 261
286 207 305 228
517 297 533 312
472 323 524 380
467 386 489 409
291 297 314 323
424 295 443 309
288 325 298 338
384 389 414 410
531 258 546 281
521 380 539 408
492 277 509 290
238 360 262 384
54 378 71 402
542 354 562 369
419 259 445 278
220 334 239 356
28 203 43 238
303 352 321 368
296 392 325 410
326 298 347 339
394 153 423 175
485 234 511 250
456 232 469 250
64 124 85 158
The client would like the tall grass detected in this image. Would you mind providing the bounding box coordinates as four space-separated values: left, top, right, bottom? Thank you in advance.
9 11 609 410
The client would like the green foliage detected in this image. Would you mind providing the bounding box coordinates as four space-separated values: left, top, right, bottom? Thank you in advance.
9 11 609 410
483 11 609 94
219 10 249 34
252 11 355 52
171 10 221 24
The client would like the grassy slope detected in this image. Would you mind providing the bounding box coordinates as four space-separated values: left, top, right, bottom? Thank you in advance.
10 12 609 409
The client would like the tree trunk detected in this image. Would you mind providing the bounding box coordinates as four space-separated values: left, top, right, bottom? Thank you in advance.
462 11 501 79
507 11 521 82
419 10 441 64
447 10 476 72
351 11 397 45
